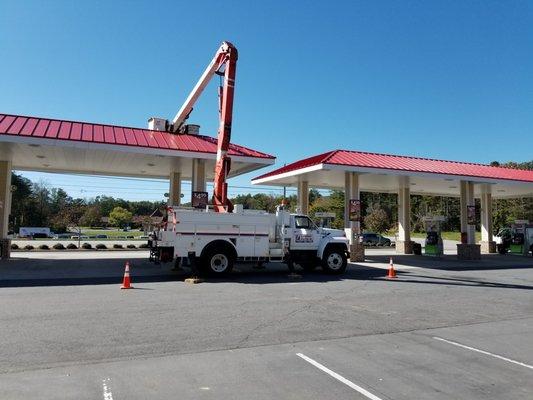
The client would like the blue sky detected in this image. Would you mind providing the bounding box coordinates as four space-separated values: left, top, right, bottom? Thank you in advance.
1 0 532 201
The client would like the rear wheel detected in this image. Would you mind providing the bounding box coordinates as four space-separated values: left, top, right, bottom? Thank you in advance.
321 247 347 274
201 246 234 276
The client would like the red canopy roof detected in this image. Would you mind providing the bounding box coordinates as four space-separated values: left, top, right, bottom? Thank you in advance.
0 113 274 160
254 149 533 183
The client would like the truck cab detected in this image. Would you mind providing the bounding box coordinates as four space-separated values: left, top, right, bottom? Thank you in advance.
277 211 349 273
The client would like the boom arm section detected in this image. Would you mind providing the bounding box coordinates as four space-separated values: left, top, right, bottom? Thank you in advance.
171 41 238 213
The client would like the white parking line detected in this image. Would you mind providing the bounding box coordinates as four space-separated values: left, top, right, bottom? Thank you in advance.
102 378 113 400
296 353 384 400
433 337 533 370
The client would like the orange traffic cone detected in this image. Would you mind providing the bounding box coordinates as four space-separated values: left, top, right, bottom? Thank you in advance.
387 257 397 279
121 261 133 289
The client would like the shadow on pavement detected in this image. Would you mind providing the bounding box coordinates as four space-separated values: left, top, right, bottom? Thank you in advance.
370 270 533 291
1 253 532 288
0 275 180 288
365 254 533 271
0 256 387 287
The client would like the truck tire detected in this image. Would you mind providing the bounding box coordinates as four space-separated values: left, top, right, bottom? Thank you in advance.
321 247 347 274
201 244 235 276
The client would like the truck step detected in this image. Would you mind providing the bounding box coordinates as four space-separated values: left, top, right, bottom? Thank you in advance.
269 248 283 257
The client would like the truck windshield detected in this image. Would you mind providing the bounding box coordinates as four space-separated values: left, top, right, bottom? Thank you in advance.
294 216 316 229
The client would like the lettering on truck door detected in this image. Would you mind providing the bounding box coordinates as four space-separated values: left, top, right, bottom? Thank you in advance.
292 216 320 250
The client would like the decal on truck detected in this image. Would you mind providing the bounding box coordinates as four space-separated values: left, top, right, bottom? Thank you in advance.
295 234 313 243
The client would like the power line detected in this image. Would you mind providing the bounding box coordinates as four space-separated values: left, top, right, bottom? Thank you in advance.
16 171 297 191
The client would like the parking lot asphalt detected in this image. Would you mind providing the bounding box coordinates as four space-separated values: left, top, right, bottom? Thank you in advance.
0 250 532 399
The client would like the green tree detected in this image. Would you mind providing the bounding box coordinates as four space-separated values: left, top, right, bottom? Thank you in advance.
49 188 72 216
308 189 322 204
109 206 133 227
10 173 33 231
364 205 390 233
30 181 51 226
80 205 102 227
308 190 345 229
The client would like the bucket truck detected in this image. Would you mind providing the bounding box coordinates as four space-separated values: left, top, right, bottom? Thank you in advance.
152 42 349 275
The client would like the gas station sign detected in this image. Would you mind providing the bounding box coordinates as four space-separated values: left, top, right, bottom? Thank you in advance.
315 212 336 218
192 191 209 208
467 205 476 225
349 199 361 222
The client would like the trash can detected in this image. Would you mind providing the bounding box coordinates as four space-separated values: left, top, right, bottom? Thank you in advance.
0 239 11 259
413 242 422 255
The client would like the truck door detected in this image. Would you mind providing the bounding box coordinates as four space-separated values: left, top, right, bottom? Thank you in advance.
291 215 321 251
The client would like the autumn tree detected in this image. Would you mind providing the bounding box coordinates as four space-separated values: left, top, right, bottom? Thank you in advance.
109 206 133 227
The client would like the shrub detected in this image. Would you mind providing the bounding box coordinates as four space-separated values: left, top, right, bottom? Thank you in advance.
38 244 50 250
10 243 19 250
127 244 136 249
96 243 107 250
82 243 92 249
113 244 123 249
24 245 34 250
53 243 66 250
66 243 78 249
138 243 149 248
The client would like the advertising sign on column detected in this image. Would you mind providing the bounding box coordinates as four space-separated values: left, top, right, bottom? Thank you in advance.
192 191 209 208
349 199 361 222
467 205 476 225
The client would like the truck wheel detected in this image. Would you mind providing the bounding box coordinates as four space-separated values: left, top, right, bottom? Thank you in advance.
202 246 234 275
321 247 347 274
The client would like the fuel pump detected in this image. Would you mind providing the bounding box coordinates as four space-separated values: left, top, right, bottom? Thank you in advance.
509 220 533 256
422 216 445 256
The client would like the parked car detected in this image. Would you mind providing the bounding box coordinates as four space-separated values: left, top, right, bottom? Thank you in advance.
96 234 108 239
362 233 392 246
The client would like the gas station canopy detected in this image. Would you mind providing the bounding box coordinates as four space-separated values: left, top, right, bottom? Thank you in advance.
252 149 533 198
0 113 275 179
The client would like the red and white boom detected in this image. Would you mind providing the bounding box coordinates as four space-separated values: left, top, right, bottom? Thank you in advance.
172 41 238 213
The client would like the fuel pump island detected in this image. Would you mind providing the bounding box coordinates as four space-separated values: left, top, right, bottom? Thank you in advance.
422 216 445 257
495 220 533 256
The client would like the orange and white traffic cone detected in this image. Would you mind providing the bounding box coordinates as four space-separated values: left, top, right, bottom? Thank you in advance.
387 257 397 279
121 261 133 289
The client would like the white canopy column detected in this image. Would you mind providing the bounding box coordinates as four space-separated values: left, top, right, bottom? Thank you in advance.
397 176 414 254
168 171 182 206
344 172 364 261
297 180 309 214
458 181 481 259
0 160 11 238
344 172 360 231
191 159 206 193
460 181 476 244
480 183 496 253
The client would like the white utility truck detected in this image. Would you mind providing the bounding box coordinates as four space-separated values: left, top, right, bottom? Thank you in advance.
154 205 349 275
